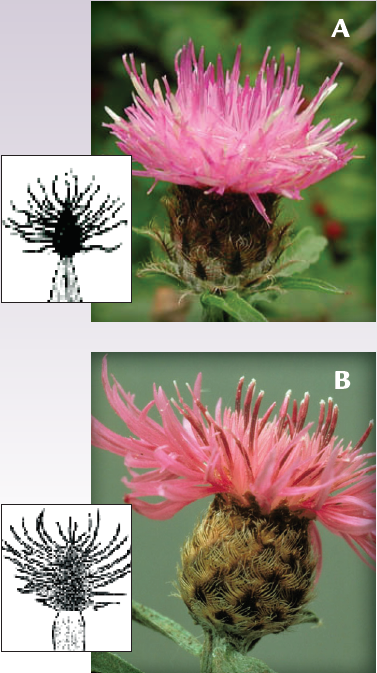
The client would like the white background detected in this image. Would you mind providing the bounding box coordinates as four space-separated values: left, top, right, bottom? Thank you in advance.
2 504 131 652
2 156 131 303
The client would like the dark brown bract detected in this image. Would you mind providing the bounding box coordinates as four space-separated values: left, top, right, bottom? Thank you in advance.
137 186 291 294
166 186 289 290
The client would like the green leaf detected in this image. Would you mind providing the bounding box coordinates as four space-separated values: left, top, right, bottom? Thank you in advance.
276 276 344 294
248 290 282 304
275 228 327 277
132 601 202 657
201 291 268 322
92 652 145 673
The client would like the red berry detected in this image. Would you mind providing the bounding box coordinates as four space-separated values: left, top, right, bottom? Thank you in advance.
91 83 104 103
311 202 328 217
323 219 346 240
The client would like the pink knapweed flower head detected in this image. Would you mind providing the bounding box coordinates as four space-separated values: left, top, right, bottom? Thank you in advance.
104 40 356 222
91 358 375 574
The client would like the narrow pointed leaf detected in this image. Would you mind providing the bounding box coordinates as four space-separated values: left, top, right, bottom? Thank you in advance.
133 226 162 242
201 291 268 322
275 276 344 294
132 600 202 657
92 652 145 673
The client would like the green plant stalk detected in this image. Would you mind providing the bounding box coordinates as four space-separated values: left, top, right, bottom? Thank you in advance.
210 636 279 673
132 600 202 657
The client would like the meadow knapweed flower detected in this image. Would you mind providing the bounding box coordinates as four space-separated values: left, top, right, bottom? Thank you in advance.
104 41 355 294
91 359 375 651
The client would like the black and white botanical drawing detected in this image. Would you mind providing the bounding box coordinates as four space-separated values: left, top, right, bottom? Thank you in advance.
2 508 131 651
2 169 128 302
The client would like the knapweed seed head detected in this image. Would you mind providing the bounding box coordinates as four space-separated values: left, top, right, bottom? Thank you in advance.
2 510 131 612
105 40 355 224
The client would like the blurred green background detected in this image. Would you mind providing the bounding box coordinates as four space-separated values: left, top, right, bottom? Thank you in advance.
91 1 375 322
92 352 375 673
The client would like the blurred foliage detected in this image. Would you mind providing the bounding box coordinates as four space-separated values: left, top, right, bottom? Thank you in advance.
91 1 375 322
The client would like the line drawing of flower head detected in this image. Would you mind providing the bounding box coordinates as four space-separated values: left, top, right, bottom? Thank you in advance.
2 508 131 651
2 169 128 302
3 169 128 257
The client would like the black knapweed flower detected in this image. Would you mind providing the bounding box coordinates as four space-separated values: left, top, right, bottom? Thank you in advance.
105 41 355 304
2 509 131 651
2 170 128 302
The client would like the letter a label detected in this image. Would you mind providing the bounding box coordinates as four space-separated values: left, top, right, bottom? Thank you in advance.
331 19 350 37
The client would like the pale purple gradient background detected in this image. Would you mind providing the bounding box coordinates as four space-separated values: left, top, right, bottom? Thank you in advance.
0 2 376 672
0 1 91 670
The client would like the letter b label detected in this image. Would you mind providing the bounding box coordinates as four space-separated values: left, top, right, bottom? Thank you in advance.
335 371 350 389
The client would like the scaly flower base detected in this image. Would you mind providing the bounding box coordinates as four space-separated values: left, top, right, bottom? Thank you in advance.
138 186 289 294
48 257 83 302
179 494 316 653
134 187 344 321
52 610 85 651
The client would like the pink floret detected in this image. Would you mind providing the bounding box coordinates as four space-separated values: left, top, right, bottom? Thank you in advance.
92 358 375 572
104 40 356 222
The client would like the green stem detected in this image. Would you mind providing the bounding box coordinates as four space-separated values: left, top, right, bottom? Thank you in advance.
200 631 213 673
211 637 278 673
132 600 202 657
